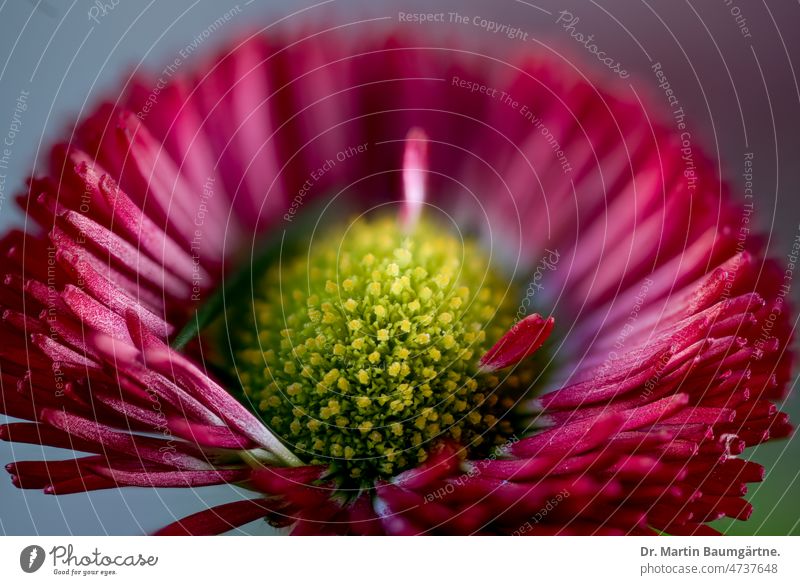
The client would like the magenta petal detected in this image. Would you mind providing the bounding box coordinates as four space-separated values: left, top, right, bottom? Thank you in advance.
479 314 554 372
89 466 247 488
0 422 105 453
142 347 302 465
154 498 280 536
40 408 212 471
511 412 625 458
393 441 460 490
167 419 254 450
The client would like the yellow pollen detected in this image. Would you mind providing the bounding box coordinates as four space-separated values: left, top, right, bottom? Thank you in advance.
226 216 532 486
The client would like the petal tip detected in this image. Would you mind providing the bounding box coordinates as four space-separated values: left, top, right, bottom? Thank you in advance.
478 314 554 372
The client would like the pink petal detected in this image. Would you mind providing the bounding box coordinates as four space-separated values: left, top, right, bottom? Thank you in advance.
479 314 554 372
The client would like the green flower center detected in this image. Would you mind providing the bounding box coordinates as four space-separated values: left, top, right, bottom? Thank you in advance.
227 216 535 485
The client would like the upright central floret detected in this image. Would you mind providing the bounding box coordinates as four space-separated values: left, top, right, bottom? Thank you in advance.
228 216 533 484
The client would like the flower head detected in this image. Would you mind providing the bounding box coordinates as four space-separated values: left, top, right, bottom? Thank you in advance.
0 31 793 535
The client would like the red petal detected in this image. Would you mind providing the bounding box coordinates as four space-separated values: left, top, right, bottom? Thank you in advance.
479 314 554 372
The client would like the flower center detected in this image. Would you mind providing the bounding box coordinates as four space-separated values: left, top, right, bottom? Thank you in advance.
227 215 534 485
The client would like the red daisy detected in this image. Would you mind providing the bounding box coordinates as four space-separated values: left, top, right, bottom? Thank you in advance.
0 31 793 536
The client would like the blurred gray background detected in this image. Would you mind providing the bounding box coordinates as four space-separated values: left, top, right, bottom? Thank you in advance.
0 0 798 535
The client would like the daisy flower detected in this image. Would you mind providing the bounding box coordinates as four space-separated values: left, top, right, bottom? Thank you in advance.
0 31 793 535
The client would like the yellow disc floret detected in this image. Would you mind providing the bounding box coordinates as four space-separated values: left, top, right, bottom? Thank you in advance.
228 216 532 485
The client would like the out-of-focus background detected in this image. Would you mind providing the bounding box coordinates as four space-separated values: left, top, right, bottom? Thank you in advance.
0 0 798 535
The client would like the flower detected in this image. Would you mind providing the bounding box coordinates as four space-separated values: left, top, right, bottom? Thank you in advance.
0 31 793 536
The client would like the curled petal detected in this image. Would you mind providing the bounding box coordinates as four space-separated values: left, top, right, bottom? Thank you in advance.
479 314 554 372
